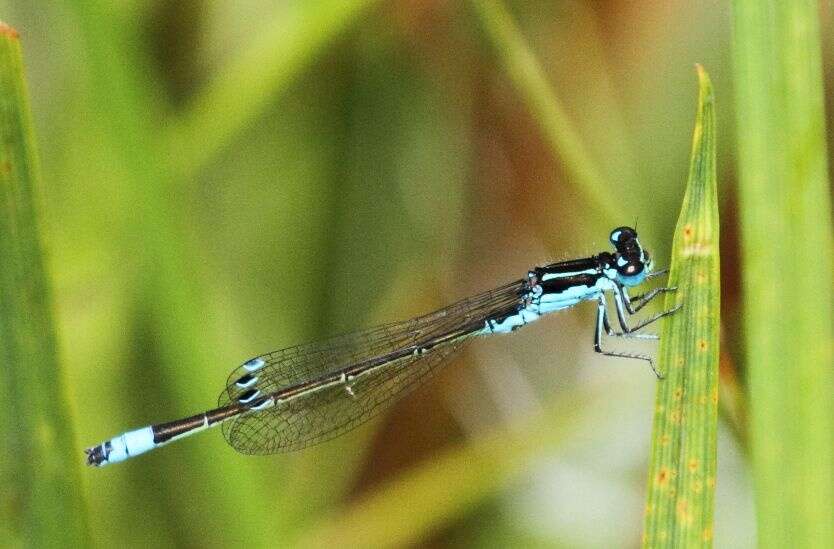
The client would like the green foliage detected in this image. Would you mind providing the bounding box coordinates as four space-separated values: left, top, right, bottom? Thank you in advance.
167 0 382 180
732 1 834 546
302 389 597 548
642 66 720 548
469 0 618 222
7 0 834 545
0 22 90 546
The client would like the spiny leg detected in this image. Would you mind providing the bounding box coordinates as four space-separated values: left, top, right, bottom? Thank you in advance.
613 286 682 334
622 285 678 314
601 295 658 341
645 268 669 279
594 297 663 379
616 268 676 314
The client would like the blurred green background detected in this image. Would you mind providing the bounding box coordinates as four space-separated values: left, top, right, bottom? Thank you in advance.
1 0 831 547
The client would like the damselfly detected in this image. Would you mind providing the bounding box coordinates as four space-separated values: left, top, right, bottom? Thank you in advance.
85 226 678 467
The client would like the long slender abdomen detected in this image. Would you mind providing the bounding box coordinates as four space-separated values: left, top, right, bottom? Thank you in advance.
84 405 243 466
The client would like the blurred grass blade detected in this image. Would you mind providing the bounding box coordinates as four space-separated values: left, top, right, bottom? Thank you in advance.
0 22 90 546
301 388 599 549
732 1 834 546
68 2 280 545
167 0 380 180
468 0 618 221
642 65 719 547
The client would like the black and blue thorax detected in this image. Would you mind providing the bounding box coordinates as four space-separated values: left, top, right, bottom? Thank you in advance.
482 226 652 335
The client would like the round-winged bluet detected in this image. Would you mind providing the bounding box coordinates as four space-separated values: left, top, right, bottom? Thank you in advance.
85 226 678 466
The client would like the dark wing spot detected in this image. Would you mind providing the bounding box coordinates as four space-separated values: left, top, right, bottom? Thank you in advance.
238 389 260 404
235 373 256 387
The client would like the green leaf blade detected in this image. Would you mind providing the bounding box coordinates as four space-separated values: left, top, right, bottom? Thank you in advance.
642 65 720 548
732 1 834 546
0 22 90 547
167 0 381 180
468 0 618 222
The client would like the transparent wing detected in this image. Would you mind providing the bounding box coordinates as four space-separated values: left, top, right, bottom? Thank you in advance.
218 279 526 454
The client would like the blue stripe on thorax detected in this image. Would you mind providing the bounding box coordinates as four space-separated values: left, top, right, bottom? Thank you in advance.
481 258 616 335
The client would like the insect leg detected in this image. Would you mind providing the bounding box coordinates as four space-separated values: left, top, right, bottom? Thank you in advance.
613 286 681 333
594 296 663 378
645 268 669 279
622 285 678 314
602 292 658 340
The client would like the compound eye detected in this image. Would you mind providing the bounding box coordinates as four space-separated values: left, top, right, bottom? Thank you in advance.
610 226 637 245
619 260 644 277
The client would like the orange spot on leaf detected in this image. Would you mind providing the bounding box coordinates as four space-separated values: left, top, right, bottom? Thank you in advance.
688 458 699 472
676 499 692 524
0 22 19 39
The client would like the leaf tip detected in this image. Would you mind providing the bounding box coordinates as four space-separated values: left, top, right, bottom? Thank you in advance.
694 64 714 104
